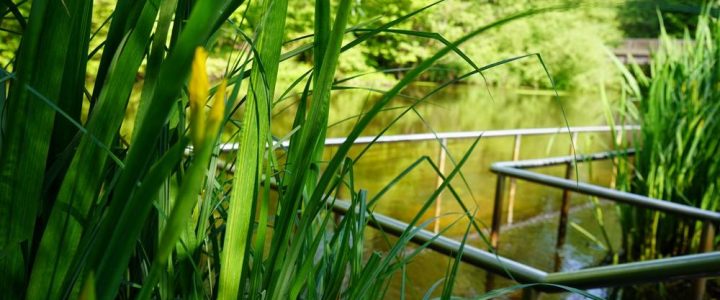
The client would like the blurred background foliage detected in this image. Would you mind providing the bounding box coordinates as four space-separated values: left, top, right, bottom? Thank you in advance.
0 0 705 92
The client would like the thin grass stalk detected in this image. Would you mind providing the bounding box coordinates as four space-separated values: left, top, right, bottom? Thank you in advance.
132 0 180 143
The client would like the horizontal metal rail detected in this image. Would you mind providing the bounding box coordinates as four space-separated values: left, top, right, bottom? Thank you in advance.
330 200 547 283
327 149 719 293
491 150 720 223
329 198 720 292
217 125 640 151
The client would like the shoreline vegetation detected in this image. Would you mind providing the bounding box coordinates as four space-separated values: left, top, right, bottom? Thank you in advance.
0 2 708 92
602 6 719 299
0 0 716 299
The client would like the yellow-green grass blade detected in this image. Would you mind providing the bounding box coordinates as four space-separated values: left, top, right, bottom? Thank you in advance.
220 0 289 297
441 214 474 299
300 0 330 201
314 0 330 71
78 272 96 300
26 0 160 297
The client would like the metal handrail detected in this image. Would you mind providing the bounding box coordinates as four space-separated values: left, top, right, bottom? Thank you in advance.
329 198 720 292
217 125 640 151
491 150 720 223
216 125 640 233
485 149 718 297
213 124 719 295
327 149 719 295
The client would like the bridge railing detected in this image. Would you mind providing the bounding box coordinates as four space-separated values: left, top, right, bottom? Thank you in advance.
216 125 719 298
328 149 718 299
219 125 640 232
488 150 718 299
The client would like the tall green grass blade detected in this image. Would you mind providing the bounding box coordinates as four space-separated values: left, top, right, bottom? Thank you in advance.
301 0 331 204
265 1 351 297
132 0 180 143
94 137 188 300
138 126 221 299
27 1 158 297
219 0 289 297
0 0 90 261
0 241 25 297
84 0 230 278
45 0 93 181
89 0 141 105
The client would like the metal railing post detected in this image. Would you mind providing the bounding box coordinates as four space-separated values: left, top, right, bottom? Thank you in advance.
485 273 496 293
692 222 716 300
490 175 505 250
609 128 624 190
507 134 522 225
433 138 448 233
555 161 574 271
521 287 540 300
555 133 577 271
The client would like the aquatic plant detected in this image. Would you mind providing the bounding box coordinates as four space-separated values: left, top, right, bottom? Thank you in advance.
613 6 719 264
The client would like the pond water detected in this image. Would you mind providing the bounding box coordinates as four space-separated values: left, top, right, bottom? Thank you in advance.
272 84 623 299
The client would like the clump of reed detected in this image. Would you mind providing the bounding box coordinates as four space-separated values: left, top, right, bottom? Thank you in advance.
613 8 719 262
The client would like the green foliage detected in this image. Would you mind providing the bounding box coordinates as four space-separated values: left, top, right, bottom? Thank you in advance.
217 0 622 90
612 8 719 264
419 1 622 90
617 0 709 37
0 0 626 298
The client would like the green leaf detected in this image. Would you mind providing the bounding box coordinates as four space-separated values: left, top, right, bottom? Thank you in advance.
27 0 159 297
0 0 90 265
219 0 290 297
